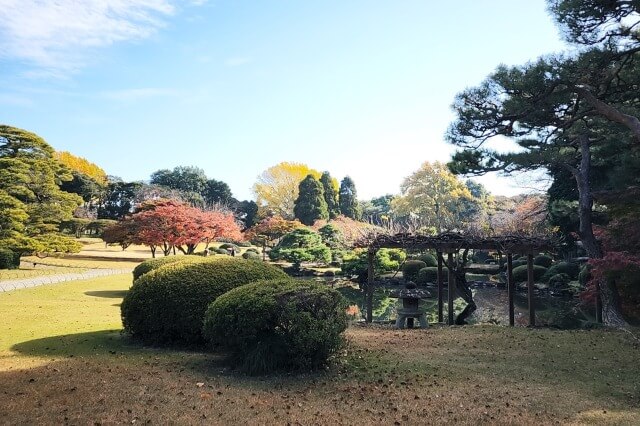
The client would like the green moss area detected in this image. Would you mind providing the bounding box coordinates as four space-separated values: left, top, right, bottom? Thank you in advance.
0 274 639 424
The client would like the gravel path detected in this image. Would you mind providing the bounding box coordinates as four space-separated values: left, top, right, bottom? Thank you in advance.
0 269 132 292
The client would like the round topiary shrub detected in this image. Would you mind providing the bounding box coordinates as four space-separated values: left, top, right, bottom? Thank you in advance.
0 248 20 270
548 273 571 289
132 256 210 281
245 248 259 254
414 253 437 267
417 267 449 284
203 279 348 374
534 254 553 268
214 248 229 255
121 258 289 345
402 260 426 282
544 261 580 282
219 243 239 251
242 251 261 260
512 264 548 282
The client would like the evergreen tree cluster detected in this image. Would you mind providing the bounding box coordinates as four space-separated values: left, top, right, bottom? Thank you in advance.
293 172 361 225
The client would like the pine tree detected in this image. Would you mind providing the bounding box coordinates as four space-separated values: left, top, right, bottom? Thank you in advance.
339 176 361 220
319 171 340 219
293 174 329 225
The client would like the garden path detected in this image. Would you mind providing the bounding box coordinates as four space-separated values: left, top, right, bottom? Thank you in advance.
0 268 131 292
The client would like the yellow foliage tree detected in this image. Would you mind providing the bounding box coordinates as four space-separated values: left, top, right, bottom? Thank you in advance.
253 162 322 219
392 161 473 233
54 151 108 184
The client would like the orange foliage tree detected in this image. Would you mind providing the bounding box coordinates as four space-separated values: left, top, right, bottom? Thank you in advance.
103 200 242 257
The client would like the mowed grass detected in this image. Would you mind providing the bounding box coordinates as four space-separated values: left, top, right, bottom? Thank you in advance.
1 274 639 424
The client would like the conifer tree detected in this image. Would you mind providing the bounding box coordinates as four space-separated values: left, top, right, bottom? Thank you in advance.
338 176 361 220
293 174 329 225
320 171 340 219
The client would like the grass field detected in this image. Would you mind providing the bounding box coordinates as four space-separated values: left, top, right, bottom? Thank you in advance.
1 273 639 424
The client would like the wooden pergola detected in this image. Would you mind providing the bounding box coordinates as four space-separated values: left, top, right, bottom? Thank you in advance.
356 233 555 326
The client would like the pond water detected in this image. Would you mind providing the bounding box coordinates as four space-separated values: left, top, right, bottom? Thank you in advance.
330 281 597 329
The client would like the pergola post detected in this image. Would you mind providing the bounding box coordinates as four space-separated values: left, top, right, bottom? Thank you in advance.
437 252 444 323
507 253 515 326
366 249 375 323
447 252 455 325
595 282 603 323
527 253 535 326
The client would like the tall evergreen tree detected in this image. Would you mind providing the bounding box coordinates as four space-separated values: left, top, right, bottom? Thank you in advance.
339 176 361 220
293 174 328 225
319 171 340 219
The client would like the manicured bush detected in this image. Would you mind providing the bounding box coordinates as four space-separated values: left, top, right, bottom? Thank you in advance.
402 260 426 282
203 279 348 374
242 251 261 260
414 253 437 267
0 249 20 270
213 248 229 255
269 228 331 265
548 273 571 288
544 261 580 282
377 249 406 271
121 258 289 345
219 243 239 251
512 264 548 282
417 267 448 284
534 255 553 268
245 248 259 254
342 248 406 276
132 256 210 281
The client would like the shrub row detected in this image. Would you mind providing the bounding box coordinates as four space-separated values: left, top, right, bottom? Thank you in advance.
121 258 288 345
0 249 20 270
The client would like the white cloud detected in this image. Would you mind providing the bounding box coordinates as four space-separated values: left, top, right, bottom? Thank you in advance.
0 0 186 75
99 87 182 101
224 56 252 67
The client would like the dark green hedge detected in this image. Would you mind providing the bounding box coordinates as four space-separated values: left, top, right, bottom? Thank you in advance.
512 264 548 282
121 258 289 345
402 260 426 282
0 249 20 270
417 267 448 284
203 279 348 374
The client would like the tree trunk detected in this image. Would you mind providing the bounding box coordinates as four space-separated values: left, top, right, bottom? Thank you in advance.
568 135 628 327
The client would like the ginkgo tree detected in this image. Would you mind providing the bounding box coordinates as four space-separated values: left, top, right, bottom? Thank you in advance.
253 162 322 219
391 162 475 234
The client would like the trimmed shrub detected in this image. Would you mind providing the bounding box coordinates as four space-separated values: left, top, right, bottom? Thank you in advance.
242 251 261 260
534 255 553 268
132 256 209 281
121 258 289 345
219 243 239 251
269 229 331 265
245 248 259 254
414 253 437 267
203 279 348 374
0 249 20 270
512 265 548 282
548 273 571 288
214 248 229 255
402 260 426 282
544 261 580 282
417 267 449 284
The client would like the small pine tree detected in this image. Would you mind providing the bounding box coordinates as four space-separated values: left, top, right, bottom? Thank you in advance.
320 171 340 219
339 176 361 220
293 175 329 225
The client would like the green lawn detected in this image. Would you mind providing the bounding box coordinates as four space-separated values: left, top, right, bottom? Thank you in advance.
1 274 639 424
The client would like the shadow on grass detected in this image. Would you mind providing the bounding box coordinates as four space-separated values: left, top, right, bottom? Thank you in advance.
11 329 141 357
84 290 128 299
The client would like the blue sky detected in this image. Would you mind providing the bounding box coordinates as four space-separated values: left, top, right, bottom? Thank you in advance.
0 0 567 201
